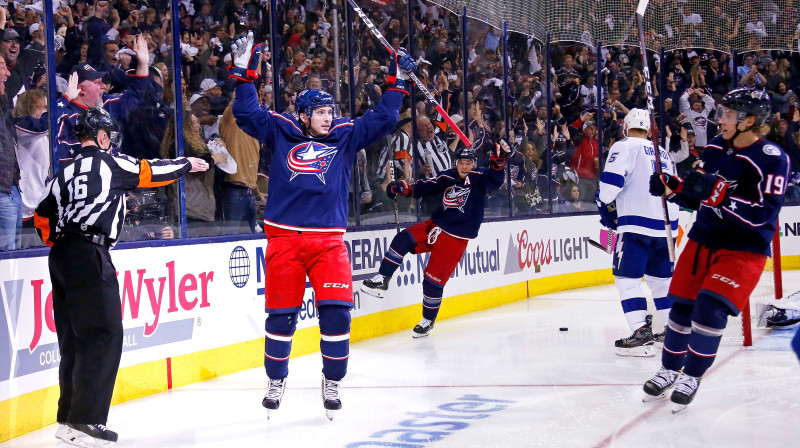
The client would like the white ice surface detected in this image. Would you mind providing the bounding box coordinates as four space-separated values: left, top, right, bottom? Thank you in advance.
4 274 800 448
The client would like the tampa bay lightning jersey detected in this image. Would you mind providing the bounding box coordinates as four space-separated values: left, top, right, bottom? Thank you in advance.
410 165 505 239
233 83 402 232
684 135 790 255
599 136 679 237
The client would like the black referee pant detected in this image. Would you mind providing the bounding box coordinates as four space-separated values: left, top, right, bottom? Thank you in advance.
49 234 123 425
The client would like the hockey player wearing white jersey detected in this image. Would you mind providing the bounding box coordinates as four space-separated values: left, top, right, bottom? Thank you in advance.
596 108 679 357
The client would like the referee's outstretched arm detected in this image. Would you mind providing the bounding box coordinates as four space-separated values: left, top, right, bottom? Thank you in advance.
33 153 209 247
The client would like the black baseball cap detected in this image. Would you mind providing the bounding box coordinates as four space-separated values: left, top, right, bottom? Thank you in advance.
2 29 21 41
72 64 107 83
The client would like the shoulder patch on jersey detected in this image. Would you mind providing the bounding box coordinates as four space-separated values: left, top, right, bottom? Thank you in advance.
763 144 781 156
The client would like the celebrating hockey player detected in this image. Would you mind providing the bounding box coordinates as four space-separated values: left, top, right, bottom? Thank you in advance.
645 88 789 412
361 142 509 337
596 108 678 357
229 31 416 420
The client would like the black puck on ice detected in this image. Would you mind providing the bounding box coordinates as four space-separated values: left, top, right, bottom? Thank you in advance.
559 327 568 331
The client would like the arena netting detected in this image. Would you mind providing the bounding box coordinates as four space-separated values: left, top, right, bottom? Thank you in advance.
426 0 798 53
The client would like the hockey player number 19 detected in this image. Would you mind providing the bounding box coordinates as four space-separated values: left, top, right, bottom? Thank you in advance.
763 174 785 195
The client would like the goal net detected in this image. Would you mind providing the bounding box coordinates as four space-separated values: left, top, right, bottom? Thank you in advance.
673 214 782 347
730 229 782 347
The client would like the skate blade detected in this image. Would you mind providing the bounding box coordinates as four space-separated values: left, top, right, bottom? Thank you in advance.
672 403 689 414
61 435 115 448
642 391 669 403
325 409 337 421
265 409 275 420
55 424 72 441
359 287 385 299
614 345 655 357
412 332 430 339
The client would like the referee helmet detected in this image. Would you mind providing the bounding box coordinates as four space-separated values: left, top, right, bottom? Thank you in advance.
75 108 121 149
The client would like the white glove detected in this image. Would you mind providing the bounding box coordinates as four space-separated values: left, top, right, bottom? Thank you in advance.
231 31 255 70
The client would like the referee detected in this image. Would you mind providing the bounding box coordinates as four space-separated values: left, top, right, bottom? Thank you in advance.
33 108 208 447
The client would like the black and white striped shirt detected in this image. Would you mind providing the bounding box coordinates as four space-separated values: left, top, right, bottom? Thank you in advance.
416 129 452 179
376 129 413 179
34 146 191 248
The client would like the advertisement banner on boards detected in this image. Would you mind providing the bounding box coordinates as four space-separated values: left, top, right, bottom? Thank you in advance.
3 207 798 402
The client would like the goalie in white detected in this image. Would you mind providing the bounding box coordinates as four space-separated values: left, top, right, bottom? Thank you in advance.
596 108 680 357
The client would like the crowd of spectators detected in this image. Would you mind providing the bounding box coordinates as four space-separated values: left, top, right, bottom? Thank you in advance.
1 0 799 251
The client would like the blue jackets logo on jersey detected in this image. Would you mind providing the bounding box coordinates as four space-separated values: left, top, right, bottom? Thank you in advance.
287 141 338 184
442 185 470 212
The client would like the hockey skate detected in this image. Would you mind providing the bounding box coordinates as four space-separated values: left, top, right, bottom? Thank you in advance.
670 372 701 413
55 423 73 442
321 375 342 421
361 274 390 298
262 377 287 420
653 328 666 348
642 367 679 402
60 423 118 447
614 315 656 357
412 318 434 338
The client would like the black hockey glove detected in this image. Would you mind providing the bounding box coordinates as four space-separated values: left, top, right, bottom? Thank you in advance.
387 180 412 199
649 172 683 200
594 191 617 230
683 170 731 207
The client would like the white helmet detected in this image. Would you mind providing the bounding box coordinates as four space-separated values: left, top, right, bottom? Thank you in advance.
624 108 651 135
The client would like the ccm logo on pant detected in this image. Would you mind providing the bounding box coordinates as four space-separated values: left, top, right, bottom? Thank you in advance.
323 283 349 288
711 274 740 288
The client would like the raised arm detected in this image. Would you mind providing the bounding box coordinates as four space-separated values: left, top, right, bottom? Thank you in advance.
351 48 416 150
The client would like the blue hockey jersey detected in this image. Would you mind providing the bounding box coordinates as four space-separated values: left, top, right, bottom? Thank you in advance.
410 165 505 239
681 135 790 256
233 82 403 232
54 72 150 172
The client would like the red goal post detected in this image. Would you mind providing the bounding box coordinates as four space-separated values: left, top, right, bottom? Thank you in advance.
740 224 783 347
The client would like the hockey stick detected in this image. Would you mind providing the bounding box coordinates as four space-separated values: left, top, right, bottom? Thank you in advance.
389 145 400 233
588 239 610 254
345 0 472 147
636 0 676 264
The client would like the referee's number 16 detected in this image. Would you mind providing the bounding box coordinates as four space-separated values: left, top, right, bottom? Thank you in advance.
72 175 89 200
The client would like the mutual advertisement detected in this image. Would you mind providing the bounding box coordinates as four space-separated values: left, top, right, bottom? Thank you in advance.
3 207 798 402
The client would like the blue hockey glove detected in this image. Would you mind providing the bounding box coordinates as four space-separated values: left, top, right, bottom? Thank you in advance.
387 47 416 94
594 191 618 230
683 170 730 207
649 172 683 200
792 327 800 363
387 180 412 199
229 31 262 82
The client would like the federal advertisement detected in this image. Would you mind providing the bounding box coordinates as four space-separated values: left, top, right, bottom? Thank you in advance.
2 207 798 404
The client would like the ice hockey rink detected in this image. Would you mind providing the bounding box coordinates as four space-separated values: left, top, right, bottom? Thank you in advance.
3 274 799 448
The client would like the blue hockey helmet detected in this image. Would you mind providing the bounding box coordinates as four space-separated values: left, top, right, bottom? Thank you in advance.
296 89 335 117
